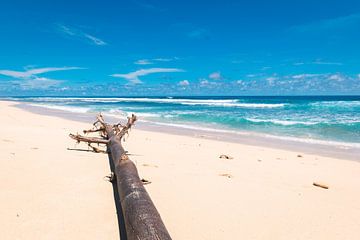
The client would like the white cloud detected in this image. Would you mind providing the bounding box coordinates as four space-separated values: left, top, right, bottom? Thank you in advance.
199 78 220 88
0 66 84 88
18 77 62 89
134 59 153 65
199 79 209 87
236 80 244 84
0 67 83 78
57 24 107 46
178 80 190 86
111 68 184 84
328 74 344 81
266 77 278 86
209 71 222 80
292 73 321 79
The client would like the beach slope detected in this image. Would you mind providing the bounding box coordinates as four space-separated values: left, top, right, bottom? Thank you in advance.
1 101 360 240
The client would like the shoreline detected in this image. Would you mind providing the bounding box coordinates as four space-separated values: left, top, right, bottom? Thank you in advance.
10 100 360 161
1 100 360 239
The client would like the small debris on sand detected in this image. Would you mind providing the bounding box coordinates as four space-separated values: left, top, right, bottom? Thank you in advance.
219 173 233 179
219 154 233 159
257 159 262 162
141 178 152 185
142 163 158 168
297 154 303 158
104 172 115 182
313 182 329 189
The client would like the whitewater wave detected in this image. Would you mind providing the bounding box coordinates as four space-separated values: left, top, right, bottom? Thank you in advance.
105 109 162 119
181 102 285 108
23 97 286 108
29 104 90 113
140 119 360 148
20 101 360 149
245 117 360 126
263 134 360 149
310 101 360 108
245 118 319 126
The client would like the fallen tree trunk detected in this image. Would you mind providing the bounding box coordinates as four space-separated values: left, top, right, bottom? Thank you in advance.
70 114 171 240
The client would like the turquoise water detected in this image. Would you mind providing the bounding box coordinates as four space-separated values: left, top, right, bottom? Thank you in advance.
7 96 360 146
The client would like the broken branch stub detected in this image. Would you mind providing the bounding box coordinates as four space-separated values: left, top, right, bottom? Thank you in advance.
69 114 171 240
69 133 109 145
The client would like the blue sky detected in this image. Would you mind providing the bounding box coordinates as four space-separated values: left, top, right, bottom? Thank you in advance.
0 0 360 96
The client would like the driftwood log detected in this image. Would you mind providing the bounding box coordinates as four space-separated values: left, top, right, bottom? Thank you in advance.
70 114 171 240
313 182 329 189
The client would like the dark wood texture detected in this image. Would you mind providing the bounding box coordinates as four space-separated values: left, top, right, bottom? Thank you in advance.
70 115 171 240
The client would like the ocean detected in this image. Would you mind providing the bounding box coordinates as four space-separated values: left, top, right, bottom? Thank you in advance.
6 96 360 148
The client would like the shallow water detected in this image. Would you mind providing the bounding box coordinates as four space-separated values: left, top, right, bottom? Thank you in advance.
5 96 360 147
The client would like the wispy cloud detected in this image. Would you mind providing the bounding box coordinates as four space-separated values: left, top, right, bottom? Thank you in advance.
170 23 210 40
153 57 177 62
0 66 84 88
134 59 154 65
246 74 258 78
293 60 343 66
187 28 210 39
312 60 343 66
132 0 166 12
0 67 82 78
261 66 272 71
56 24 107 46
134 57 178 65
110 68 184 84
292 73 321 79
83 34 107 46
290 13 360 33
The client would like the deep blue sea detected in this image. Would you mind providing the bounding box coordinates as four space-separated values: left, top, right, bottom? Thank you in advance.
6 96 360 147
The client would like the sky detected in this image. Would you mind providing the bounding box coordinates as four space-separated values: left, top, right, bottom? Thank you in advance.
0 0 360 96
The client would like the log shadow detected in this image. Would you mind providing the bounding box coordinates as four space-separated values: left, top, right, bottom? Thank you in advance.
107 153 128 240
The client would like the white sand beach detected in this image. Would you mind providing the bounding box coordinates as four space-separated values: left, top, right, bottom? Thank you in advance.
1 100 360 240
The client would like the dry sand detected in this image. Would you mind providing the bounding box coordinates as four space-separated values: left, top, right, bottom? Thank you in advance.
1 100 360 239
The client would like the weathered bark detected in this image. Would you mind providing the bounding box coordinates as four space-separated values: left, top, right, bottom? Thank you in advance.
70 114 171 240
69 133 109 145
